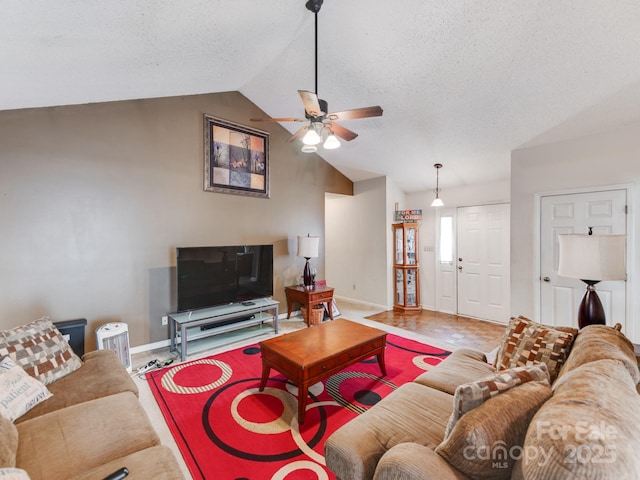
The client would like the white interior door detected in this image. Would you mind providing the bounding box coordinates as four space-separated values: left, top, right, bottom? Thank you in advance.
436 208 457 314
457 204 510 322
540 189 627 329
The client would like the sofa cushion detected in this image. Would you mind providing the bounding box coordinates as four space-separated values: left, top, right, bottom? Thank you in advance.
0 414 18 468
495 316 575 382
67 446 184 480
374 442 471 480
436 381 552 480
521 358 640 479
15 392 160 480
0 318 82 385
0 469 30 479
325 382 453 480
414 348 496 395
0 357 52 422
556 323 639 383
444 364 550 438
15 349 138 424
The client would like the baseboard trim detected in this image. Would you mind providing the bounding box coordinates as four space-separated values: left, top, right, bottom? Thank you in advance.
333 295 389 312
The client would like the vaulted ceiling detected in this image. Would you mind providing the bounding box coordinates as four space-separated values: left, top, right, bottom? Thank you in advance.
3 1 640 192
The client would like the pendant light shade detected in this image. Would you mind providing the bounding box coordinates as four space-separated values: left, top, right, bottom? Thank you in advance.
431 163 444 207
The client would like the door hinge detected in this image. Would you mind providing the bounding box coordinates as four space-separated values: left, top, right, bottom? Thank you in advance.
625 204 628 214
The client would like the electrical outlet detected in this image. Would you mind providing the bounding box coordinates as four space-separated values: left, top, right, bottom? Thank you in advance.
161 316 168 326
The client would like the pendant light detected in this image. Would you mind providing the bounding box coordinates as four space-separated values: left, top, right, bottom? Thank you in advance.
431 163 444 207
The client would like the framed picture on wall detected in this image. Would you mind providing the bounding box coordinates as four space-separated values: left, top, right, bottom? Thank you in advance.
203 115 270 198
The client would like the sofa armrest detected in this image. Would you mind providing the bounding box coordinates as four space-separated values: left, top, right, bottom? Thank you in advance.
374 443 471 480
325 383 452 480
414 348 495 395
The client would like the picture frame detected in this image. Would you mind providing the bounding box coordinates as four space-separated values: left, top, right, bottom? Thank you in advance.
324 299 341 319
203 115 270 198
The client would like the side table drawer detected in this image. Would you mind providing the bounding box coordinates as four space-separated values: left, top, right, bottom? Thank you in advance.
310 291 333 301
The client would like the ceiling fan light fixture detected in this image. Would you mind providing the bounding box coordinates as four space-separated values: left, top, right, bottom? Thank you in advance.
323 132 340 149
302 122 322 145
301 144 318 153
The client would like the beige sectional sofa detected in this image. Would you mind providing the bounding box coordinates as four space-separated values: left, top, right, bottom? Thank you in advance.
325 317 640 480
1 318 185 480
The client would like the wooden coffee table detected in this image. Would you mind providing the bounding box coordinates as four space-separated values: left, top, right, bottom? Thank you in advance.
258 318 387 424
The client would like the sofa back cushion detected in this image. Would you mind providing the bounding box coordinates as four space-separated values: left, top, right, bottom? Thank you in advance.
495 316 576 382
436 381 552 480
520 359 640 479
556 324 639 383
0 413 18 468
0 317 82 385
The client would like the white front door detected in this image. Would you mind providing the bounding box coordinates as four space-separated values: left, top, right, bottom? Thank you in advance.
457 204 510 322
539 189 627 329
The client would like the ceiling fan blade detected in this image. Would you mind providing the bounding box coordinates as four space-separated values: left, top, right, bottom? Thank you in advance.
298 90 323 117
329 122 358 141
286 125 309 143
327 106 383 121
250 117 307 123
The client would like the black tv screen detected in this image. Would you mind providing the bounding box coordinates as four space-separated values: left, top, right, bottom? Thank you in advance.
176 245 274 312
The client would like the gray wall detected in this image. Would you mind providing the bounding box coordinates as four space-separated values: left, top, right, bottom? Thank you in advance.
0 92 352 349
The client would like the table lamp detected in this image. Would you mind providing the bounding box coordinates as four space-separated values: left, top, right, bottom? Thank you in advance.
557 233 626 328
297 234 319 288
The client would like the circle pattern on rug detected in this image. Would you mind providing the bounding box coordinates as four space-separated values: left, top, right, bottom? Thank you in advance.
161 358 232 394
271 460 329 480
202 377 328 462
412 354 442 370
325 371 397 414
231 387 296 434
353 389 382 406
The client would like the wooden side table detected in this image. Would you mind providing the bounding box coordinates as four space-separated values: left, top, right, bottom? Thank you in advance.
285 284 335 324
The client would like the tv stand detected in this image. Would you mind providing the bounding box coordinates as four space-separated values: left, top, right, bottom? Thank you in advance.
169 298 279 361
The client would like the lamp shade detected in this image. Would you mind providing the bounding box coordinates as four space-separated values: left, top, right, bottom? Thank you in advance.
557 234 626 281
297 235 319 258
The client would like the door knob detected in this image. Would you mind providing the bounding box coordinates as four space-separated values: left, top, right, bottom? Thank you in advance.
458 258 463 262
458 266 463 270
543 277 550 282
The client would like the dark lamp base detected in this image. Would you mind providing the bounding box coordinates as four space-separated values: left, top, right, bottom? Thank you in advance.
303 258 313 287
578 281 606 329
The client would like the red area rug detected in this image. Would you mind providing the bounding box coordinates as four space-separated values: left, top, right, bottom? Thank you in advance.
147 331 450 480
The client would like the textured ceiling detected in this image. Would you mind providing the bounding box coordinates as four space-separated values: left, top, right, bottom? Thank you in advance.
3 1 640 192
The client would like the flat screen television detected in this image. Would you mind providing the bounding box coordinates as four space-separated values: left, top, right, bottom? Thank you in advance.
176 245 273 312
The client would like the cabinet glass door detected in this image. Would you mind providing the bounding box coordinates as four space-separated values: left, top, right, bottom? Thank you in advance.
406 269 417 306
395 228 404 264
406 227 416 265
395 268 404 304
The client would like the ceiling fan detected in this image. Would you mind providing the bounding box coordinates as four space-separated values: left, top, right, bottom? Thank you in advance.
250 0 383 152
